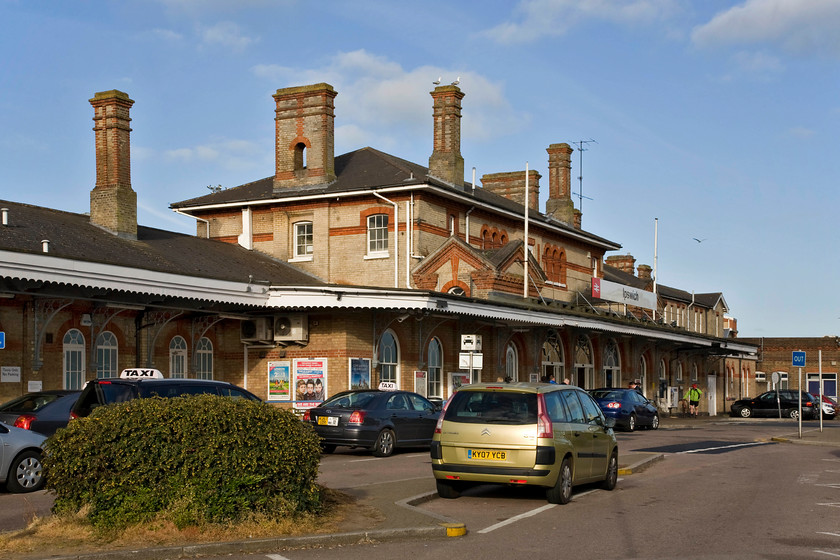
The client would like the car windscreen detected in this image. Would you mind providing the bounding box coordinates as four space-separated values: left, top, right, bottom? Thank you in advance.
590 390 623 400
0 393 62 412
444 391 537 425
322 391 378 409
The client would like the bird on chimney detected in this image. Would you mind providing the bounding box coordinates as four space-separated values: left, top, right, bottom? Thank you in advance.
451 76 460 85
433 77 441 85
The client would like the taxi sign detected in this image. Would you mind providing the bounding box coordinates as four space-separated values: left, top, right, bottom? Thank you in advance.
378 381 397 391
120 368 164 379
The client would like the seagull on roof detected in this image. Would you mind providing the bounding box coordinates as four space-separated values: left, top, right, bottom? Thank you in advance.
693 237 707 243
433 77 441 85
451 76 460 85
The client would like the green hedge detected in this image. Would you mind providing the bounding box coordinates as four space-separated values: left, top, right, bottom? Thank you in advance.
43 394 322 529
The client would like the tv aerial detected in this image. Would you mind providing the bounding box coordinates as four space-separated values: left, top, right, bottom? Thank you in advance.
572 139 597 212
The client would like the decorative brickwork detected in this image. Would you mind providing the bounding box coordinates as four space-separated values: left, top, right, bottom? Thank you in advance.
480 170 541 211
89 90 137 239
428 85 465 186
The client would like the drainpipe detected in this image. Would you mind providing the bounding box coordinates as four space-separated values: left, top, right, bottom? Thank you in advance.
373 192 399 288
173 208 211 238
405 200 411 288
523 162 529 299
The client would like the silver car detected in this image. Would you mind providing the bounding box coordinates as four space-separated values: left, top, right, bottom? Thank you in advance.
0 421 47 493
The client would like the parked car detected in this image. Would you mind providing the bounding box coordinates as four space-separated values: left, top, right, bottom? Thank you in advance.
730 390 820 420
589 388 659 431
810 393 837 419
302 389 441 457
0 391 80 436
431 382 618 504
0 422 47 493
70 368 260 419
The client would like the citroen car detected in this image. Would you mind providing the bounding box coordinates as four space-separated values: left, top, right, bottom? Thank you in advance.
431 382 618 504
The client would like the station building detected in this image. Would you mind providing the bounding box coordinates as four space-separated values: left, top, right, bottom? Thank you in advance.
0 83 757 416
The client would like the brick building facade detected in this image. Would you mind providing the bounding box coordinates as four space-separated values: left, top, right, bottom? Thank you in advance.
0 83 757 417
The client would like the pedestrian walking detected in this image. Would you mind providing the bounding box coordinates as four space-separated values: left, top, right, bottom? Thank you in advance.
686 383 703 417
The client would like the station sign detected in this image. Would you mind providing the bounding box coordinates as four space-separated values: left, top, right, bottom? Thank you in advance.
592 278 656 311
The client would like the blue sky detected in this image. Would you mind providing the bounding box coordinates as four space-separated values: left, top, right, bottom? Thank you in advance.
1 0 838 338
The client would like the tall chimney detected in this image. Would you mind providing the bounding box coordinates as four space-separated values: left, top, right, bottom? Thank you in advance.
273 83 337 191
89 90 137 239
546 143 575 225
605 254 636 275
428 85 465 186
481 170 541 211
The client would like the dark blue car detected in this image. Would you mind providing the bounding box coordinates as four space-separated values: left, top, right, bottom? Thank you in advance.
589 388 659 432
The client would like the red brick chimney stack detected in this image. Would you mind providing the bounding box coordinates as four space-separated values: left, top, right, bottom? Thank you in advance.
273 83 337 191
428 85 465 186
606 254 636 275
89 90 137 239
546 143 575 226
480 170 541 211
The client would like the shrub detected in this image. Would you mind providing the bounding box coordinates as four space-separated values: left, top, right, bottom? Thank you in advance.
44 394 322 530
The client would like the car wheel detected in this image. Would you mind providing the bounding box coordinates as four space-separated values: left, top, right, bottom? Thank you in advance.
546 457 573 505
650 413 660 430
738 407 752 418
601 451 618 491
436 479 461 499
6 450 45 493
788 408 800 420
627 414 636 432
320 443 337 454
372 428 395 457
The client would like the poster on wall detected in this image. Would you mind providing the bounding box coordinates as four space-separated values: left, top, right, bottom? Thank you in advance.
414 370 427 397
294 358 327 410
349 358 371 390
267 361 291 402
448 371 471 396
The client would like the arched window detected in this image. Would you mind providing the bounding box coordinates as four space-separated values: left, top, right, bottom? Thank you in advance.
95 331 118 378
603 339 620 388
638 355 648 396
541 331 565 383
170 336 188 379
676 362 684 383
658 358 668 399
294 142 307 171
449 215 456 236
428 338 443 399
195 337 213 380
574 335 594 389
505 342 518 382
691 363 698 382
378 331 399 386
63 329 85 390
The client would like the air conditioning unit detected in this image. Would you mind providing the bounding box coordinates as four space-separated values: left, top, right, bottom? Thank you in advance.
240 318 272 342
274 314 308 342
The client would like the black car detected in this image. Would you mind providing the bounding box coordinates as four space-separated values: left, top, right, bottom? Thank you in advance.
730 390 819 420
0 390 80 436
589 388 659 431
70 369 260 418
302 389 441 457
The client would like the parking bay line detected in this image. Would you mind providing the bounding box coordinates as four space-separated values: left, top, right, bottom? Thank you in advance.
675 441 772 454
476 480 622 534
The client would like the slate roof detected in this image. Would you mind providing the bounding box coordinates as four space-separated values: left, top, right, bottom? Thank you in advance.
603 264 725 310
0 199 324 287
171 147 620 251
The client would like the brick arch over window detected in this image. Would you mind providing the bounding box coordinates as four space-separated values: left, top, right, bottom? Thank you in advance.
543 244 567 284
480 225 509 249
288 137 312 172
442 279 469 296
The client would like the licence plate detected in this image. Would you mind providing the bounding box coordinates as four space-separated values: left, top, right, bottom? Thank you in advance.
467 449 506 460
317 416 338 426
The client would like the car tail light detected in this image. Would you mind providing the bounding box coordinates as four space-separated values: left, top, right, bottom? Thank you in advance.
302 410 311 422
69 411 79 420
537 394 553 439
606 401 621 409
13 414 35 430
348 410 366 424
434 397 452 434
509 479 527 484
805 402 813 408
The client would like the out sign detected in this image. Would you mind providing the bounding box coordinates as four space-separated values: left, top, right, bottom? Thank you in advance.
792 351 806 368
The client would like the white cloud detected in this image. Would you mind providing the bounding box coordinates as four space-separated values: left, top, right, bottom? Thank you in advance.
788 126 815 139
149 28 183 42
163 139 267 171
731 50 784 77
481 0 684 44
198 21 257 52
692 0 840 57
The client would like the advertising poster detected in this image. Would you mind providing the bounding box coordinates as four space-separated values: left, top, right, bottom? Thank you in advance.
414 370 427 397
448 371 471 396
267 361 291 401
349 358 371 390
294 358 327 409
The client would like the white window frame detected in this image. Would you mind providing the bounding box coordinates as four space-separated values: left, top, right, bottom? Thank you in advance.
378 330 399 386
63 329 85 390
195 337 213 380
95 331 119 378
169 336 188 379
428 338 443 399
366 214 389 258
291 221 314 262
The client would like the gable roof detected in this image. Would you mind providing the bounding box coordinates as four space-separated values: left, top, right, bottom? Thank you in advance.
171 147 621 252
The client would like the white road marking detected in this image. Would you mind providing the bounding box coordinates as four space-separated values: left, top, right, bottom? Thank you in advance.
676 441 771 454
817 502 840 508
478 504 557 534
814 551 840 557
817 532 840 537
348 453 426 463
266 554 291 560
